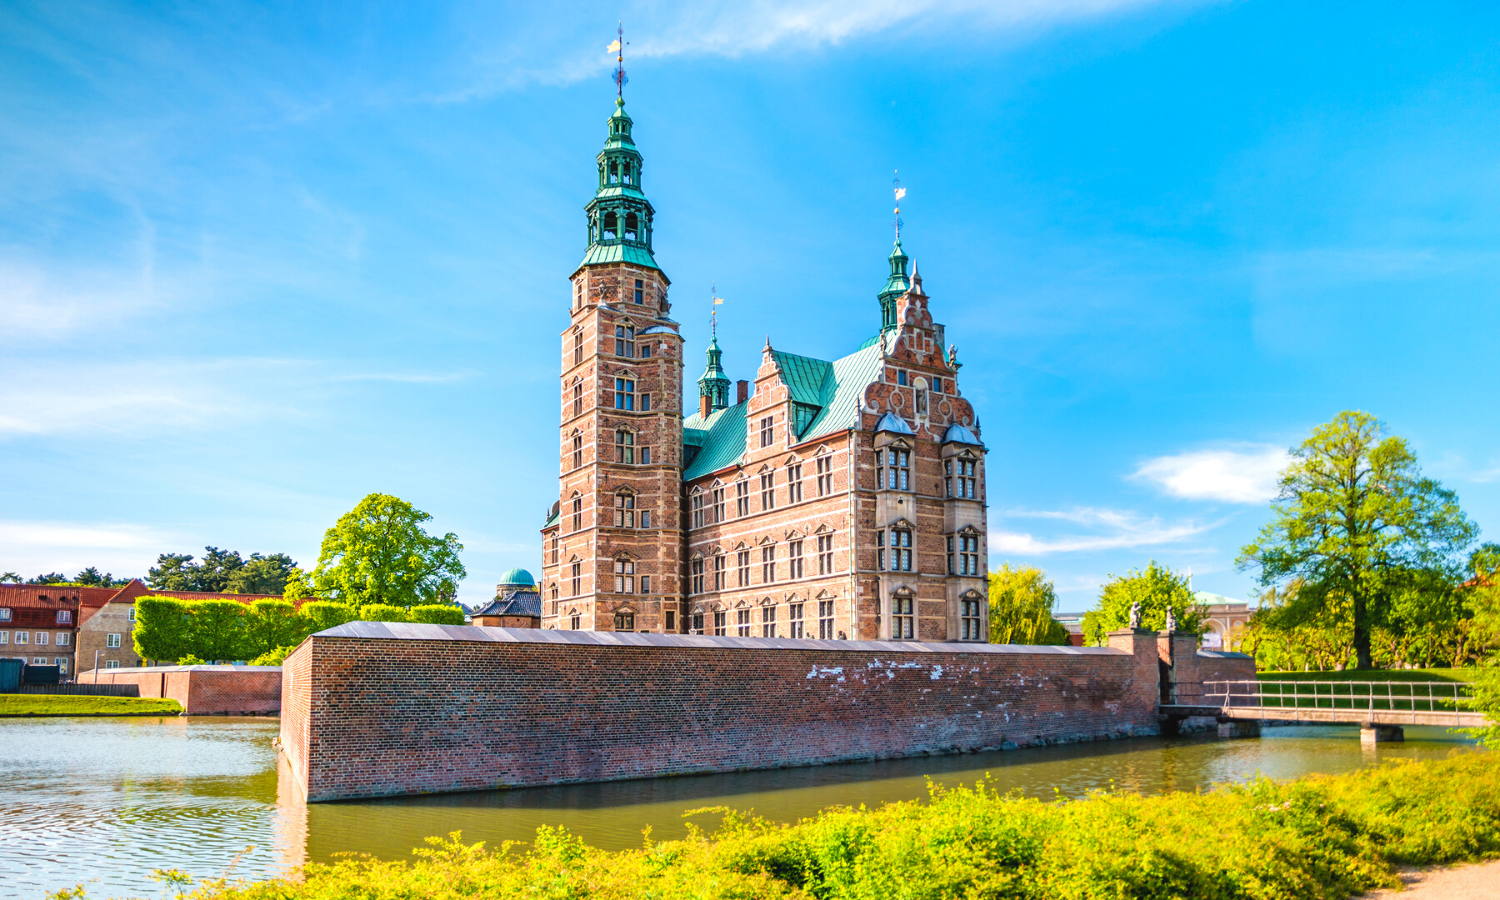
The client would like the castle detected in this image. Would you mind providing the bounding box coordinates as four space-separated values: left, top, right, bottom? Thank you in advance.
537 94 989 642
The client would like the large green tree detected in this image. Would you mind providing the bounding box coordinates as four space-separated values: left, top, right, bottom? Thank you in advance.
306 493 466 608
147 547 297 595
1236 411 1476 670
241 600 305 659
988 564 1070 645
132 597 195 663
1082 561 1205 646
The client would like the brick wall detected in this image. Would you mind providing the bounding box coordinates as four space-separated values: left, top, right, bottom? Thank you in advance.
283 623 1162 801
81 665 281 714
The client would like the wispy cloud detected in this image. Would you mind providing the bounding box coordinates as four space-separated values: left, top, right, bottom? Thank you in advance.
0 259 167 339
1132 444 1289 504
989 507 1218 554
0 520 178 579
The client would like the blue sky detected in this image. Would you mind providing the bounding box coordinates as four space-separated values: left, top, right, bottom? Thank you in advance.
2 0 1496 610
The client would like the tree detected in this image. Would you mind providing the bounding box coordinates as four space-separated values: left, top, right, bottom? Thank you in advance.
133 597 194 663
988 564 1070 645
410 604 466 626
300 601 356 633
226 553 299 595
0 572 20 583
242 600 304 659
1082 561 1205 646
74 567 129 588
360 603 410 622
27 572 69 584
191 599 248 662
307 494 466 608
1236 411 1476 670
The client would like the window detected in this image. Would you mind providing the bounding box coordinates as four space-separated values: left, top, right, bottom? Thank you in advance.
36 633 47 646
817 534 834 575
571 612 581 630
934 377 944 393
105 659 120 669
571 562 582 595
550 586 559 611
614 378 635 410
946 458 977 499
641 574 651 593
891 595 915 640
949 534 981 576
896 370 907 386
127 606 135 621
788 540 804 579
572 380 583 417
572 497 583 531
15 631 28 646
614 611 635 630
665 610 676 632
712 487 725 524
692 611 705 634
56 658 68 674
915 381 927 415
816 455 833 496
735 480 749 517
56 633 69 647
761 545 776 583
574 281 582 308
0 609 9 621
609 558 633 594
818 600 835 639
713 611 727 635
641 510 651 529
759 416 773 448
961 596 982 641
691 558 704 594
572 433 583 469
641 342 652 359
0 633 7 645
788 603 805 638
736 550 751 587
634 279 644 304
881 448 911 490
692 493 704 528
883 527 913 571
573 329 584 366
640 392 652 412
788 464 803 503
736 608 751 637
641 446 652 465
550 535 559 564
713 554 726 590
614 493 635 527
616 430 634 464
761 605 777 637
105 633 119 649
760 472 775 510
56 610 70 624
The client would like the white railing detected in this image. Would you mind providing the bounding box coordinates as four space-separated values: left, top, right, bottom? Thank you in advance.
1201 679 1475 716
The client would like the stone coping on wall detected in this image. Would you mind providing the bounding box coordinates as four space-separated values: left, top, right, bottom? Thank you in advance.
312 621 1127 655
85 664 283 674
1196 650 1254 660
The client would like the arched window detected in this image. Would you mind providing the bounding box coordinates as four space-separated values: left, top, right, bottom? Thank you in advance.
622 162 632 185
914 377 928 416
624 212 638 242
603 211 617 240
616 429 634 464
614 491 635 527
570 608 581 630
608 160 619 184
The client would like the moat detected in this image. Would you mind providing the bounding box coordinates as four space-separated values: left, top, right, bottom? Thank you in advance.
0 716 1481 900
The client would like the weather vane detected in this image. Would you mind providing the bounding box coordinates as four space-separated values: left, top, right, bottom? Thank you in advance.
893 170 907 242
710 282 724 336
608 23 628 99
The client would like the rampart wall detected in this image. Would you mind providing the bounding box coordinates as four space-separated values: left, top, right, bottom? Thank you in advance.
81 665 281 715
282 622 1167 801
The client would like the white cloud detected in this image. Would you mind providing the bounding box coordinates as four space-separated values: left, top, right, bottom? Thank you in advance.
0 520 177 580
1132 445 1289 504
989 507 1216 554
0 260 166 340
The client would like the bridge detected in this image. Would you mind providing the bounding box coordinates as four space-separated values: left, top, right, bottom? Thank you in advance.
1161 680 1488 743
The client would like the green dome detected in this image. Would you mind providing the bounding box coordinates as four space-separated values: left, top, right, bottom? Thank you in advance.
497 567 535 588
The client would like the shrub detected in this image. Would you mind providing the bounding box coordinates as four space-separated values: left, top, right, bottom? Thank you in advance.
409 604 465 625
358 603 409 623
249 646 295 666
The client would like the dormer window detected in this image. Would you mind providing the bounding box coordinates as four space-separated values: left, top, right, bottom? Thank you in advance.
0 608 10 621
56 610 70 624
946 458 977 499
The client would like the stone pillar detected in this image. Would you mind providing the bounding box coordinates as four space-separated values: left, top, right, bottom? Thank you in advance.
1361 724 1404 744
1157 631 1203 705
1107 629 1162 732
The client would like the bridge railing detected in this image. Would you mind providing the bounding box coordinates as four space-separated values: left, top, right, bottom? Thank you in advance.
1202 680 1477 715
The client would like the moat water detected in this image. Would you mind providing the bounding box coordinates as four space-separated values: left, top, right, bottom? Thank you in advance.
0 716 1481 899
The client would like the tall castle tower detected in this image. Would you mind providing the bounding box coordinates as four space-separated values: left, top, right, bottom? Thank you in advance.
539 96 685 633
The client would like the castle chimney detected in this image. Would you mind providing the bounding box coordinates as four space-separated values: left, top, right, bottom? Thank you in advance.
737 380 749 404
700 394 711 418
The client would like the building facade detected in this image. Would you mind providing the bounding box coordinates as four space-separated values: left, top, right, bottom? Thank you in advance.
0 586 88 674
539 96 989 642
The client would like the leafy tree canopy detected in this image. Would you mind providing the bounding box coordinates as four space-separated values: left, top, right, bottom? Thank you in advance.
1082 560 1205 646
307 493 466 608
27 572 69 585
147 547 298 595
73 567 130 588
988 564 1070 645
1237 411 1476 670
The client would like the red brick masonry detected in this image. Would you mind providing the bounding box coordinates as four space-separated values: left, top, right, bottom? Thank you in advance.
81 665 281 715
281 623 1173 802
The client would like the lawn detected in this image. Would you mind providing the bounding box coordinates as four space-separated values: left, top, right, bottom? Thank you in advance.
1258 667 1485 683
0 694 183 717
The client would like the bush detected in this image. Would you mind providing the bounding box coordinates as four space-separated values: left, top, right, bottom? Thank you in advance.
358 603 409 622
249 646 295 666
146 752 1500 900
409 604 465 625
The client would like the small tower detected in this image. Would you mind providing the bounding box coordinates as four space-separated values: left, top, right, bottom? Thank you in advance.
698 332 730 417
878 239 911 333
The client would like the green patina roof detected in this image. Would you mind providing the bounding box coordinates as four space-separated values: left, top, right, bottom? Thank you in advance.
681 338 885 480
497 567 535 587
576 242 660 272
592 185 649 202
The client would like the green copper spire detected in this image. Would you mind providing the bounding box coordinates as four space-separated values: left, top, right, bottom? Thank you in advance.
698 331 730 412
577 98 661 273
877 239 910 332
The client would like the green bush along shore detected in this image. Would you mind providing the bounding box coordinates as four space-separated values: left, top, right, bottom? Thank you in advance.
133 752 1499 900
0 695 183 717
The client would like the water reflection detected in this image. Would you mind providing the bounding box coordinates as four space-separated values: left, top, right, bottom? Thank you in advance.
0 717 1479 900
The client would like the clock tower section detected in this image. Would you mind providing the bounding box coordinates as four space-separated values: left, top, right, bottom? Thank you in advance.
541 97 685 633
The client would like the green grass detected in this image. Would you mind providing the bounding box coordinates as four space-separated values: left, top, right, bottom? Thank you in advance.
82 751 1500 900
1258 667 1485 683
0 694 182 717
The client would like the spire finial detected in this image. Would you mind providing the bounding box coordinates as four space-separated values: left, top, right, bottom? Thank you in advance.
610 22 628 101
892 169 906 243
710 282 724 339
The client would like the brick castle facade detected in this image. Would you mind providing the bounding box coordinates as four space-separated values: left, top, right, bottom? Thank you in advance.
538 96 989 643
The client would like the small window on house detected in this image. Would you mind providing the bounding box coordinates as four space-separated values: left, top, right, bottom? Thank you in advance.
572 497 583 531
961 596 982 641
713 554 726 590
573 329 584 366
665 609 676 632
816 454 833 495
788 602 805 638
615 324 636 358
14 631 26 645
105 659 121 669
0 632 8 645
885 448 911 490
571 612 581 630
817 534 834 574
614 378 635 410
760 471 775 510
56 657 68 674
57 633 69 647
571 562 582 595
641 510 651 529
691 611 704 634
888 527 913 571
896 370 907 386
736 550 751 587
574 281 583 308
711 487 725 523
761 545 776 583
634 279 644 303
0 609 10 622
891 595 915 640
616 430 635 464
691 557 705 593
614 611 635 630
572 434 583 469
760 416 774 448
818 600 835 639
36 633 48 646
736 608 751 637
735 480 749 517
788 540 804 579
614 492 635 528
713 610 727 635
640 392 651 412
127 606 135 621
572 381 584 418
551 535 560 564
640 574 650 593
761 605 777 637
788 463 803 503
56 610 70 624
692 493 705 528
641 446 651 465
105 633 120 649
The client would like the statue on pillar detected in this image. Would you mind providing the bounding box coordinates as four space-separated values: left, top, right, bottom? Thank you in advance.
1128 600 1142 630
1165 608 1177 633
